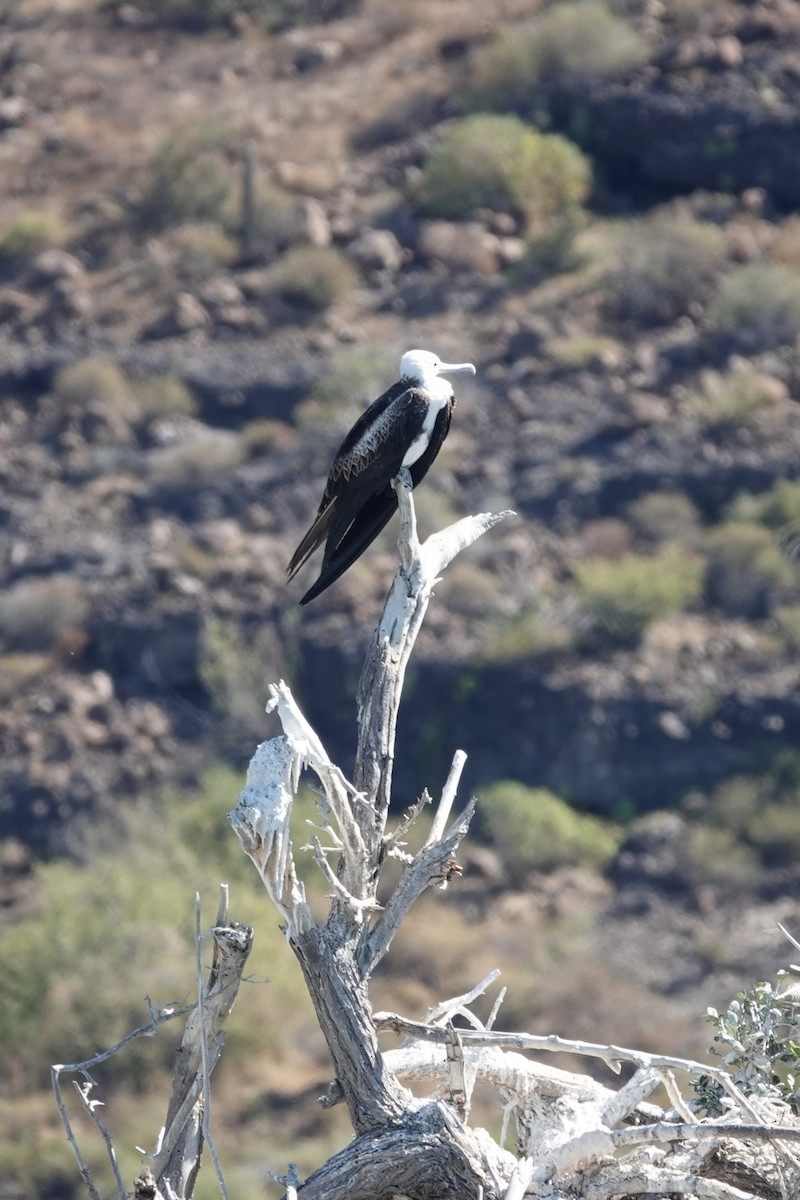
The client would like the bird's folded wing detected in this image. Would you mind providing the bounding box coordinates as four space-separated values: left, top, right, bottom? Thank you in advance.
287 499 336 580
299 490 399 605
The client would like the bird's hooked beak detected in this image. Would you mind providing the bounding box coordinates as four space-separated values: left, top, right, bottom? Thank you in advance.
436 361 476 377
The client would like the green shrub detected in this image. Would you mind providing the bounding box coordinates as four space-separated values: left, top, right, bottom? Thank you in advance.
683 823 760 888
603 216 726 325
703 522 792 618
547 334 611 371
575 545 703 643
236 179 298 256
268 245 358 311
627 491 700 548
0 652 51 699
166 221 239 280
417 114 591 231
0 763 321 1092
52 356 137 417
481 604 576 663
0 576 89 652
515 209 588 281
241 417 297 457
690 367 785 427
776 604 800 653
132 372 198 419
709 262 800 351
136 127 233 232
686 764 800 876
727 479 800 531
476 780 620 880
747 803 800 869
148 431 246 487
468 2 649 116
0 212 69 269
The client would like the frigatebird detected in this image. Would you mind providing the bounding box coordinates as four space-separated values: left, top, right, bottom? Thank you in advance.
288 349 476 604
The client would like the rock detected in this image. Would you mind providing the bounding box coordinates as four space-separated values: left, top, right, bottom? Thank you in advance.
296 198 331 248
115 4 157 28
292 39 342 72
346 228 403 272
174 293 210 332
496 236 527 266
416 220 500 274
0 287 37 322
199 277 244 309
0 96 27 128
31 249 84 282
51 278 91 318
716 34 743 68
275 160 339 195
145 293 211 338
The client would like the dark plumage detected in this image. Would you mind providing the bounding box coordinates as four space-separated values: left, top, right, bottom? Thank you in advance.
288 349 476 604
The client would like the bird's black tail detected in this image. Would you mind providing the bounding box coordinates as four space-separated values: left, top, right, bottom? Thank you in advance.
300 492 398 604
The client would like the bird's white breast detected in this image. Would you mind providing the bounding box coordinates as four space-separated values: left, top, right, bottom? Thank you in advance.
402 379 451 468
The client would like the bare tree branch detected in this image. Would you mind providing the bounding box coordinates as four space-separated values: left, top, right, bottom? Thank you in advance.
153 888 253 1196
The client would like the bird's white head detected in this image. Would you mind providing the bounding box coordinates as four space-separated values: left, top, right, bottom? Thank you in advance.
399 349 476 389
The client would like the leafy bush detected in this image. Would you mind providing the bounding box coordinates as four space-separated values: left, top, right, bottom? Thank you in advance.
603 216 726 325
515 209 588 282
686 760 800 876
482 604 576 663
136 127 233 232
238 179 298 257
575 545 703 643
148 431 246 487
695 978 800 1117
776 604 800 653
166 221 238 280
468 2 649 116
267 245 359 311
0 764 319 1094
627 491 700 548
475 780 620 881
52 356 136 418
703 522 792 618
132 372 198 419
709 262 800 351
727 479 800 531
0 652 51 699
690 366 785 427
417 114 591 231
0 576 89 652
682 822 760 888
0 212 69 270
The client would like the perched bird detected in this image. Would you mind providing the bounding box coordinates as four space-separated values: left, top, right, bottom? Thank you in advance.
288 349 476 604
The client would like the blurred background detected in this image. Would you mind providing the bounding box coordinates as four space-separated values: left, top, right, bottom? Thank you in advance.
2 0 800 1194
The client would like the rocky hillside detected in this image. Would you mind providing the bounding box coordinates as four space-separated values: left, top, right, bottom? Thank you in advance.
2 0 800 866
6 3 800 1197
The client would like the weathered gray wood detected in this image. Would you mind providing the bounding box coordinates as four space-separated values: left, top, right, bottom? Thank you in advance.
153 895 253 1196
228 481 799 1200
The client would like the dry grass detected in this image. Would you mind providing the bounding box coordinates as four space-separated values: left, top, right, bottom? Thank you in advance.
0 576 89 652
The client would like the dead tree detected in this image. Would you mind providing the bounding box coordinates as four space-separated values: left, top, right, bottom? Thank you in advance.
56 472 800 1199
226 472 800 1200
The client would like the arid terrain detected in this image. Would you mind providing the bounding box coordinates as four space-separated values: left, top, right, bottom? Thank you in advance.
2 0 800 1195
